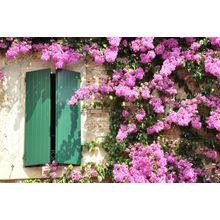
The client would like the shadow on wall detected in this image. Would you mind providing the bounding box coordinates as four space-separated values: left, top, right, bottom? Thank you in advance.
0 68 21 112
0 78 6 108
2 68 49 132
0 67 24 152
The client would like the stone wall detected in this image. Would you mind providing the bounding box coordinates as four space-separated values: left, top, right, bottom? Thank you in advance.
0 53 109 180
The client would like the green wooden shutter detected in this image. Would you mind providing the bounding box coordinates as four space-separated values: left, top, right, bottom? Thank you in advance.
24 69 51 166
55 70 81 165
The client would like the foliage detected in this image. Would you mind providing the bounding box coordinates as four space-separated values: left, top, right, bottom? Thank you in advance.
37 161 108 183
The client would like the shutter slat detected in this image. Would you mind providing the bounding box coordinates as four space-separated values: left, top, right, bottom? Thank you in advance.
24 69 51 166
55 70 81 165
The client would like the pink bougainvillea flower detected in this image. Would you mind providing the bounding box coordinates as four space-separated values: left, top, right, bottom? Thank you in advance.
104 47 118 63
0 71 5 79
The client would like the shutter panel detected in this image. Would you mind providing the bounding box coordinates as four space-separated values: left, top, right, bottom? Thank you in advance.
24 69 51 166
55 70 81 165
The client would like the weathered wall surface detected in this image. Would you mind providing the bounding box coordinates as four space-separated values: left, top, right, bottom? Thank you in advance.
0 53 109 180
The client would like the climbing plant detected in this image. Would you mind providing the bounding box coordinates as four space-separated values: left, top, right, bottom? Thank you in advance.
1 37 220 183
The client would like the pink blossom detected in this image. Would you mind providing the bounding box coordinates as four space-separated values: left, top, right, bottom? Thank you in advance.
40 43 81 68
112 70 123 82
185 37 196 45
140 50 156 64
113 164 129 182
122 39 128 47
71 170 82 181
135 67 145 80
107 37 121 47
155 44 165 55
206 150 217 160
6 43 20 59
130 37 154 52
127 124 138 133
94 55 105 64
6 37 13 41
147 121 165 134
141 86 150 99
135 110 146 122
0 71 5 79
209 37 220 47
191 42 200 50
0 41 6 48
204 56 220 78
150 97 164 114
104 47 118 62
122 110 129 119
206 108 220 131
113 142 169 183
191 117 202 129
50 172 57 179
83 44 90 52
116 124 128 141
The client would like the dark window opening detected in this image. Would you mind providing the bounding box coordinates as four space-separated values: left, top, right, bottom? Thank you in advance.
50 73 56 162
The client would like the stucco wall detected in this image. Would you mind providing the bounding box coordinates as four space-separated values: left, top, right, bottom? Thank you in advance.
0 53 109 180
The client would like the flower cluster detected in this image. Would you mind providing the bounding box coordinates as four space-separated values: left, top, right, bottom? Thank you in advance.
130 37 154 53
197 146 218 160
206 107 220 138
116 124 138 141
68 84 101 105
150 57 183 94
135 110 146 122
141 84 150 100
147 98 202 135
113 142 168 183
195 146 220 182
41 43 81 68
5 40 82 69
167 101 200 128
140 50 156 64
0 71 5 79
155 38 180 60
107 37 121 47
113 142 202 183
209 37 220 47
147 120 170 135
42 160 58 181
115 85 139 102
6 41 32 59
88 38 121 64
41 162 106 183
165 154 198 183
149 97 165 114
0 40 6 49
65 38 220 148
204 56 220 78
103 47 118 63
69 164 98 182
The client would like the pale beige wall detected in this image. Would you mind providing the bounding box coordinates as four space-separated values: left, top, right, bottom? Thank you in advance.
0 53 109 180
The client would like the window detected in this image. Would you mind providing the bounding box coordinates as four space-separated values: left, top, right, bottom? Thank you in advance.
24 69 81 167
